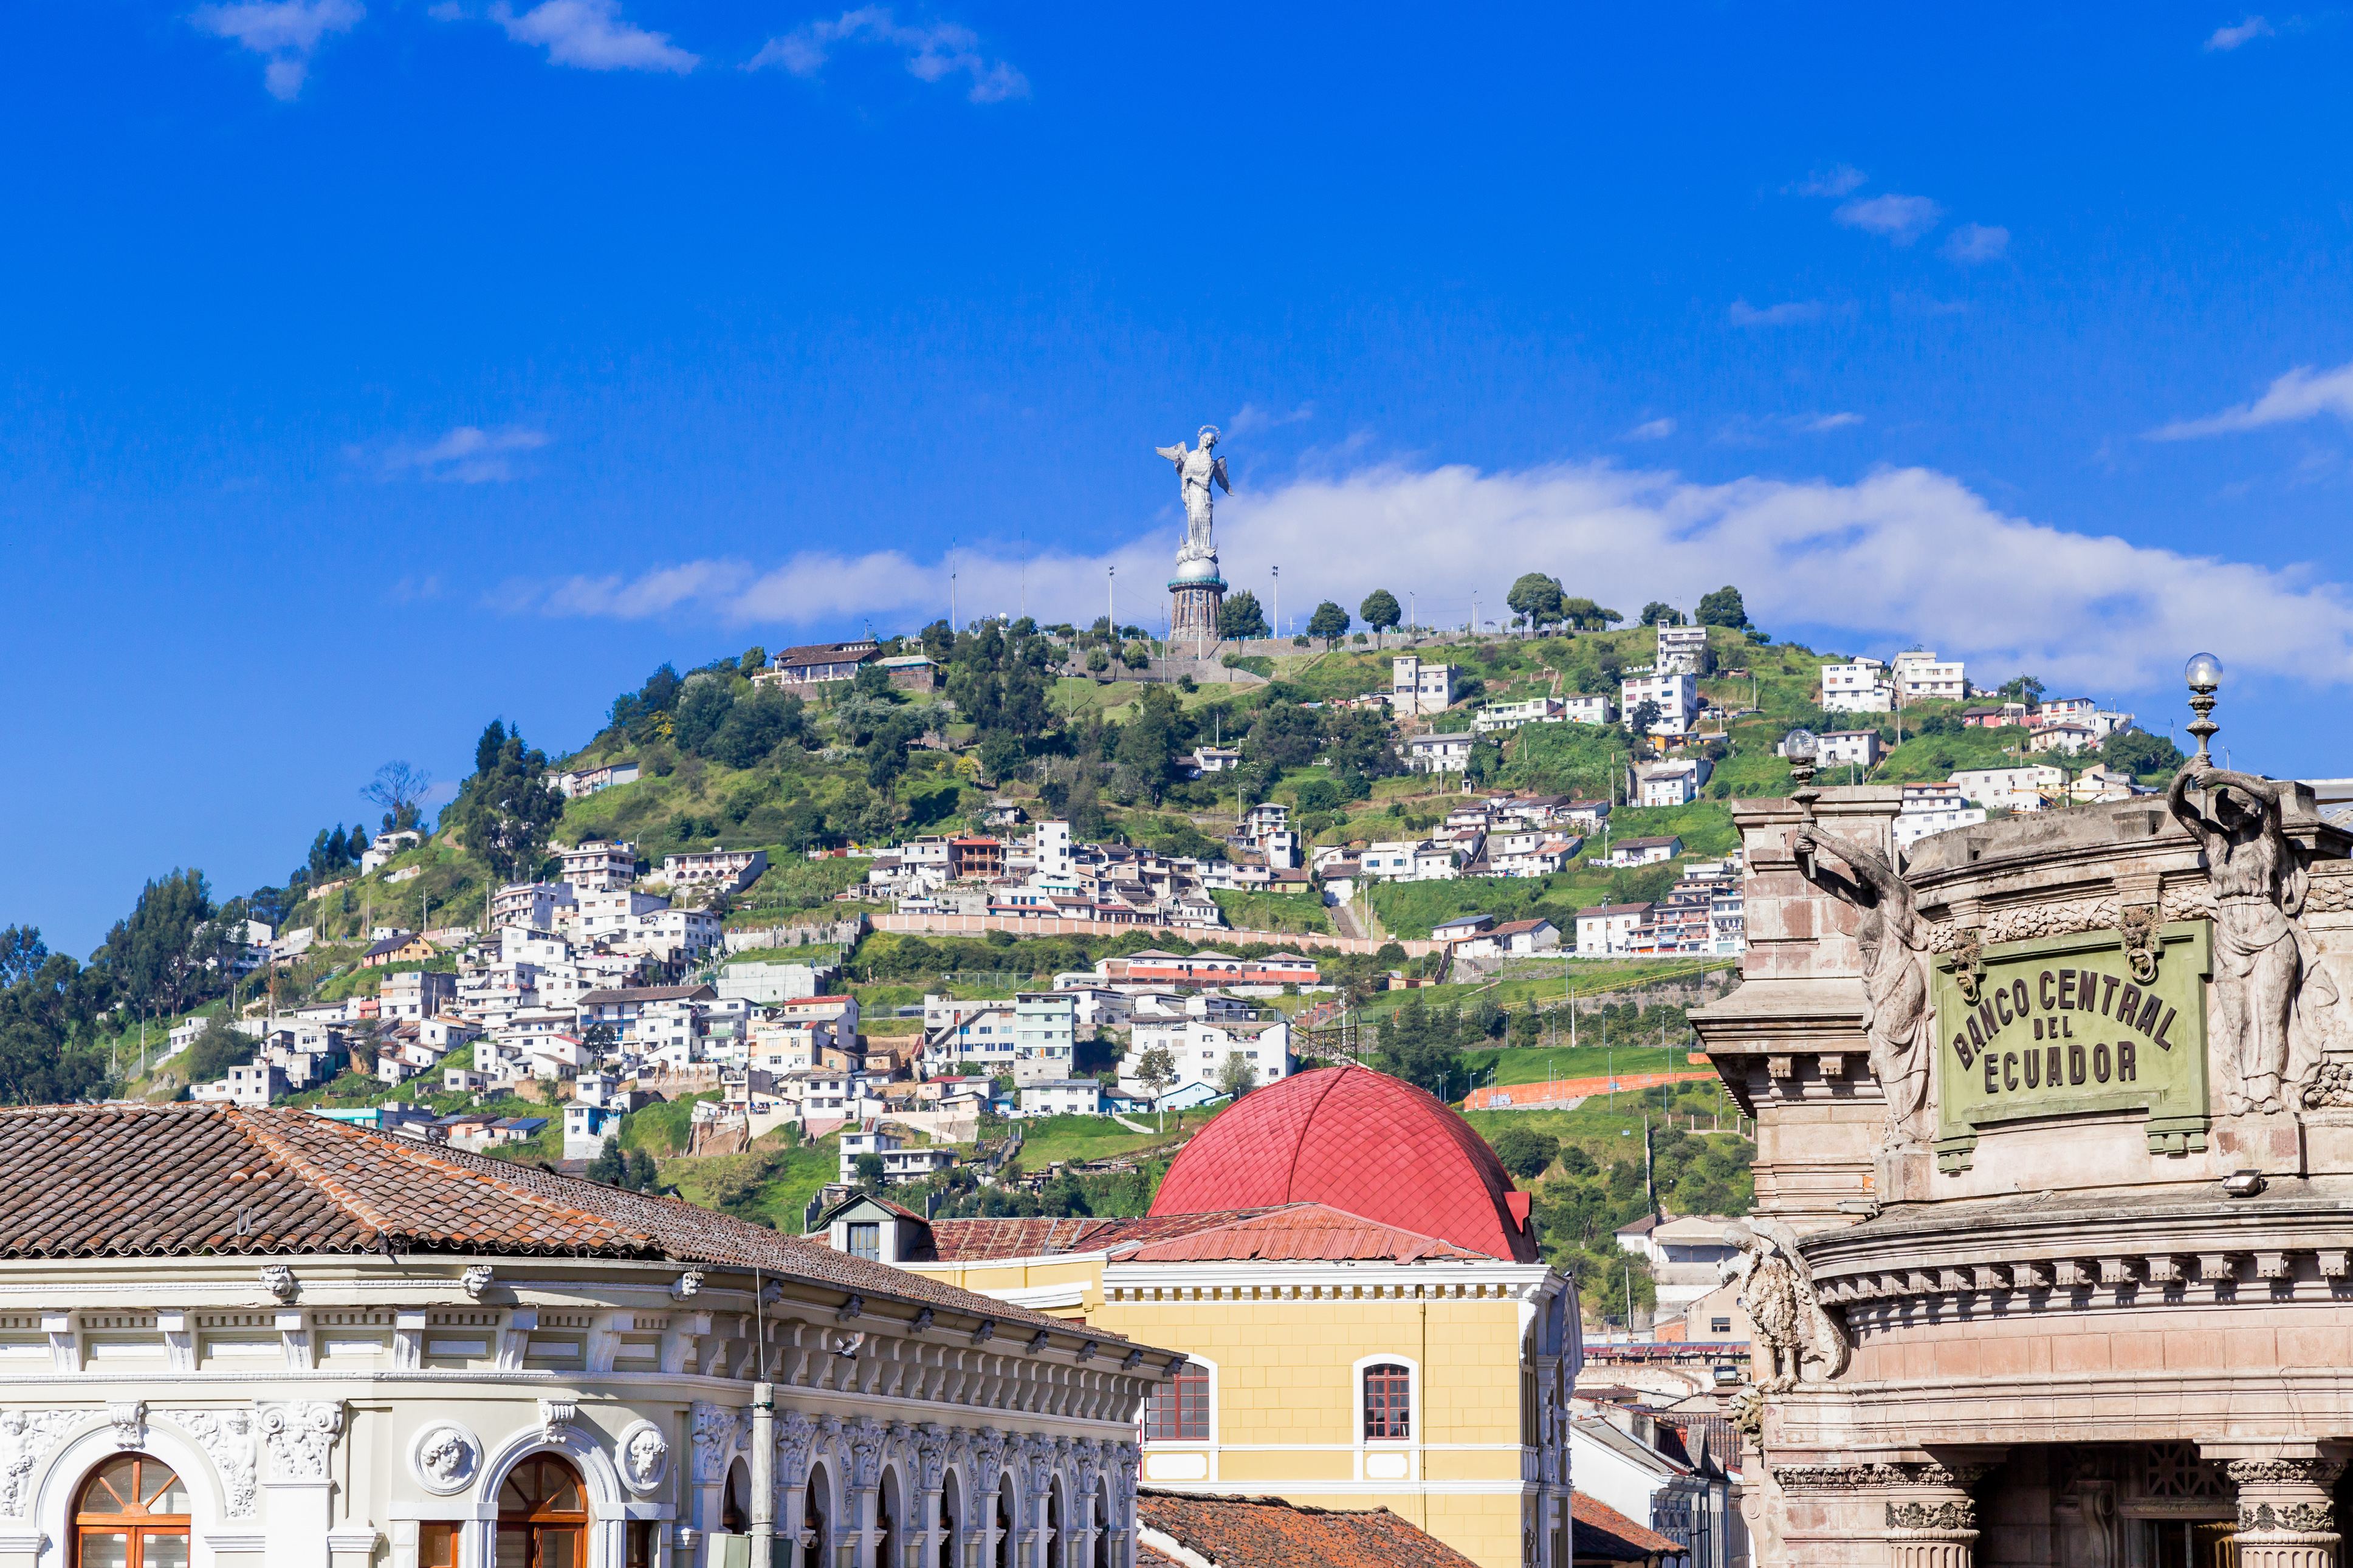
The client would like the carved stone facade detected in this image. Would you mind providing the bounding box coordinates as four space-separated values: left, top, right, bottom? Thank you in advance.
1693 783 2353 1566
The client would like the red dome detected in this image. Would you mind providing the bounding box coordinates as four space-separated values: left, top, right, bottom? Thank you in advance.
1149 1065 1537 1262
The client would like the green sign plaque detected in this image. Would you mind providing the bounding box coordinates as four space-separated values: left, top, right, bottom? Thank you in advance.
1929 921 2211 1171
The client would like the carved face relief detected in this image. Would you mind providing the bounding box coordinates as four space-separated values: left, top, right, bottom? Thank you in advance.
620 1423 670 1492
410 1423 480 1494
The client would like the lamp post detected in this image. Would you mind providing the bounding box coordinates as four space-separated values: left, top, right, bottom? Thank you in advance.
2185 652 2223 762
1784 727 1821 879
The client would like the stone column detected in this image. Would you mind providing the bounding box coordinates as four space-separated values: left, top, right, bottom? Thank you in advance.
2227 1459 2344 1568
1883 1493 1977 1568
1772 1459 1988 1568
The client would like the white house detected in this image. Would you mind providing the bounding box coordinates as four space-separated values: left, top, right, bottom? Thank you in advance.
1949 763 2066 813
1458 918 1560 959
1633 758 1709 807
1475 697 1570 734
1017 1078 1103 1118
1405 731 1476 773
1815 730 1881 769
1358 840 1459 881
1894 783 1989 850
1604 835 1682 867
1892 649 1967 702
1121 1016 1293 1099
1389 655 1457 716
1819 657 1894 713
557 838 639 891
1655 621 1710 674
1619 672 1699 736
1575 902 1654 956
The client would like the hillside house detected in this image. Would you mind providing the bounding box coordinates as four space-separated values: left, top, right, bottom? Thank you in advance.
1576 902 1654 956
1458 917 1561 959
1604 835 1682 867
1406 731 1476 773
1894 783 1989 849
1389 655 1457 716
1892 649 1968 701
360 931 434 969
658 846 768 894
763 638 881 686
877 653 940 691
544 760 641 798
1620 672 1699 736
558 838 639 891
1819 657 1894 713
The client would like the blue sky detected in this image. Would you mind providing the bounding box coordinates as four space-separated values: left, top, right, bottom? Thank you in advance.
7 2 2353 953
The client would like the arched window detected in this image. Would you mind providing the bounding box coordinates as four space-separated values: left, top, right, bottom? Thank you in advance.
1091 1483 1111 1568
76 1454 190 1568
876 1469 901 1568
995 1477 1016 1568
498 1455 588 1568
1363 1363 1412 1440
938 1471 962 1568
723 1459 751 1533
803 1467 831 1568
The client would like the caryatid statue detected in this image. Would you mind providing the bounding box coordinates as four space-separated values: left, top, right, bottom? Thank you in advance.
1792 826 1934 1148
1155 426 1230 561
2167 764 2341 1114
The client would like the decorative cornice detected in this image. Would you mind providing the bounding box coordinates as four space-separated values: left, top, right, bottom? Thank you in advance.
1773 1462 1990 1493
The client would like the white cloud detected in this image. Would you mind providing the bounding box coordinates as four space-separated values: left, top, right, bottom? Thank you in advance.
504 457 2353 690
1798 413 1863 432
750 7 1026 102
489 0 697 72
190 0 363 100
1225 402 1314 437
361 425 551 483
1942 222 2010 264
2207 15 2275 48
1728 299 1824 327
1833 193 1945 245
2148 361 2353 439
1627 418 1676 440
1787 164 1867 197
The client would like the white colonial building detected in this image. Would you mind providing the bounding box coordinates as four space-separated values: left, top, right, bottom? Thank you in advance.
0 1103 1174 1568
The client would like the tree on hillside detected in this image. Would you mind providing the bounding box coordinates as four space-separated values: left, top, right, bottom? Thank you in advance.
1997 674 2046 703
737 646 768 678
671 673 737 754
977 730 1024 786
1307 600 1350 648
1218 591 1270 641
0 930 105 1105
1360 588 1402 645
361 761 434 834
1214 1052 1259 1100
2103 727 2185 779
1490 1124 1561 1180
1639 601 1683 627
1559 597 1624 632
1627 699 1663 737
1135 1045 1178 1129
453 723 567 884
1507 573 1566 637
710 688 806 767
1113 685 1189 803
96 870 215 1019
1695 584 1748 628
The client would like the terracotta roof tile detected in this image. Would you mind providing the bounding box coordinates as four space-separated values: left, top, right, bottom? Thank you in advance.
1570 1491 1680 1561
1136 1490 1480 1568
0 1104 1159 1354
927 1210 1277 1262
1121 1204 1489 1264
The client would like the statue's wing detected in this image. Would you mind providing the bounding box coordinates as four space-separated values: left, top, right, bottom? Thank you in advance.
1155 443 1187 464
1211 455 1231 493
1750 1216 1807 1263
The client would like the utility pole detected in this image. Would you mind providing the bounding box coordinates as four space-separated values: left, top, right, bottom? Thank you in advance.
1107 565 1116 645
1271 565 1279 646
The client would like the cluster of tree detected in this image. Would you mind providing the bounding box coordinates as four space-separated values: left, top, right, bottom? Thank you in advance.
1231 682 1401 805
450 722 569 884
301 825 372 883
1520 1113 1756 1326
1503 574 1628 635
584 1135 667 1192
0 926 108 1104
1371 994 1508 1097
671 672 812 769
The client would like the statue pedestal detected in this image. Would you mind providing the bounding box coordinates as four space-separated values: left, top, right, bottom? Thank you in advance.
1875 1145 1935 1204
2214 1111 2307 1177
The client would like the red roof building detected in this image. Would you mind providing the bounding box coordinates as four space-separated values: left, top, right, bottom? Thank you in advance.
1136 1489 1483 1568
1146 1063 1539 1262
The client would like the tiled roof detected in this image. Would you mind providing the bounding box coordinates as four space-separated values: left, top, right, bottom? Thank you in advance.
928 1210 1277 1262
0 1104 1152 1349
1570 1491 1680 1561
1136 1490 1480 1568
1122 1204 1489 1264
577 985 716 1005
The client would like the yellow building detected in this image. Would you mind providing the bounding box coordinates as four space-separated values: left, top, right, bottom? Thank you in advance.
837 1064 1582 1568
